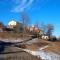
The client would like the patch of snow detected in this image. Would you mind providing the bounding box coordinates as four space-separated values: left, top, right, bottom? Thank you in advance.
39 45 49 50
26 38 38 44
22 45 60 60
0 38 23 42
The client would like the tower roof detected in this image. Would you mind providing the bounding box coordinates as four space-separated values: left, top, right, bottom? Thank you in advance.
8 20 17 26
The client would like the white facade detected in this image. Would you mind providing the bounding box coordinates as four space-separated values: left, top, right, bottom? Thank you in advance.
42 35 49 39
8 20 17 28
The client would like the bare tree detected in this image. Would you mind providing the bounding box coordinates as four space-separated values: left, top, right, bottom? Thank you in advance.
34 21 41 38
46 24 54 39
20 12 30 37
40 22 46 35
21 12 30 26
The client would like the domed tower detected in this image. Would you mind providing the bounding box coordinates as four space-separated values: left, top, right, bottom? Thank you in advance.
8 20 17 29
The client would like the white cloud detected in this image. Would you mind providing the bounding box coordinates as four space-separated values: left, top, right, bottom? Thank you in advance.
11 0 49 13
11 0 34 12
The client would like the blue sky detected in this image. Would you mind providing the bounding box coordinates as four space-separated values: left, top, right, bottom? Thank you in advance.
0 0 60 36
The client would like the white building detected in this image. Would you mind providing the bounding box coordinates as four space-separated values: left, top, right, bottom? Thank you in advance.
42 35 49 39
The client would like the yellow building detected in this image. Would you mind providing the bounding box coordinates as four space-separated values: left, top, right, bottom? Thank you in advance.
27 25 39 32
